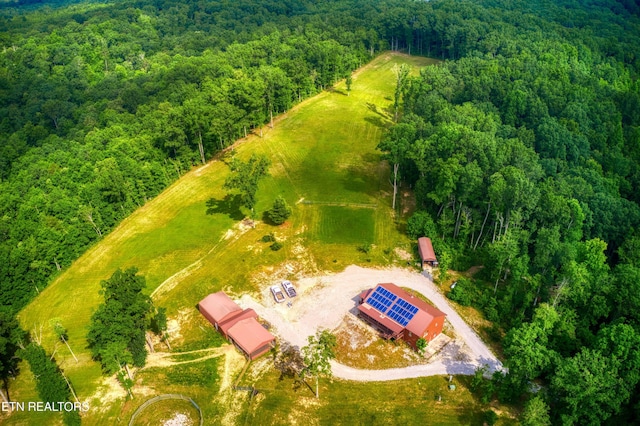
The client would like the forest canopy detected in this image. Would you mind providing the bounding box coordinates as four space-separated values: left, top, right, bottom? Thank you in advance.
1 0 640 422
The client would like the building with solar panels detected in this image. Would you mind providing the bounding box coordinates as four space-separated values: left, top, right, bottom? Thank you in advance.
357 283 446 350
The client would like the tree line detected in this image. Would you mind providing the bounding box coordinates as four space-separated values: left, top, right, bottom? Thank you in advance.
378 0 640 423
0 0 401 314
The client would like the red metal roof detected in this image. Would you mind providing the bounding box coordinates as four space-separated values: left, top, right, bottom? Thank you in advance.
357 302 404 334
227 318 275 355
219 308 258 336
199 291 243 324
360 283 446 337
418 237 437 262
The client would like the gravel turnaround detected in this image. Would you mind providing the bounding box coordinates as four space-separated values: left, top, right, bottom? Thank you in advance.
238 265 503 382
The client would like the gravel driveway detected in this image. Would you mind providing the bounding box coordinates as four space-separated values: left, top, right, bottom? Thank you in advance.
237 265 503 381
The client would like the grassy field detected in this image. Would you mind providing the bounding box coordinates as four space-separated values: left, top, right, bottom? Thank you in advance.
236 361 507 426
8 52 494 425
309 205 376 244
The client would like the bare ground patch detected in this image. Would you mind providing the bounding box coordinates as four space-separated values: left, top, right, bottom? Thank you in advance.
86 376 127 414
394 247 413 261
218 349 251 426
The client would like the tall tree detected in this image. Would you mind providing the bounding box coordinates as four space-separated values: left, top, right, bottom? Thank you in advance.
223 154 270 216
21 343 80 425
49 318 78 363
87 267 153 390
267 196 292 225
182 94 212 165
503 303 559 384
521 395 551 426
378 122 415 210
551 348 629 425
392 63 411 121
0 310 25 406
301 330 337 399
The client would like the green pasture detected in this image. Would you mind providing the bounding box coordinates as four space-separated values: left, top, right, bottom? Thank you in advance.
14 53 438 425
236 364 504 426
307 205 376 245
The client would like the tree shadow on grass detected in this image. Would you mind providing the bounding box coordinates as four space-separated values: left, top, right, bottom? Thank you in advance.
328 87 347 96
206 194 244 220
365 114 392 129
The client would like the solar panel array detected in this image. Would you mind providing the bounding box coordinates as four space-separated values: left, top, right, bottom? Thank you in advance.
365 287 418 327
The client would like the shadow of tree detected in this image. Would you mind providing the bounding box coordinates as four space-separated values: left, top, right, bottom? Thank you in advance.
366 102 388 118
205 194 244 220
365 114 392 129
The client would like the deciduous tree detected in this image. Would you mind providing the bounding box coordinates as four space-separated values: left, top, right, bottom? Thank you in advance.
223 154 270 216
87 268 153 384
301 330 337 398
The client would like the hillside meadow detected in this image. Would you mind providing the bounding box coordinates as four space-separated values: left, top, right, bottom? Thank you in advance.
8 53 492 425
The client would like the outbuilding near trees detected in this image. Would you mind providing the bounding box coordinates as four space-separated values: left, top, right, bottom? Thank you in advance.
418 237 438 269
198 292 275 360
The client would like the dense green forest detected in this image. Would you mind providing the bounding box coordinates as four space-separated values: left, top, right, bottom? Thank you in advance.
0 0 382 312
377 0 640 424
2 0 640 423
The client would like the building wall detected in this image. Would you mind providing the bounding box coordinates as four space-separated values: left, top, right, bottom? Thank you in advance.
249 343 273 360
402 315 446 350
198 306 223 335
424 315 445 342
404 330 419 350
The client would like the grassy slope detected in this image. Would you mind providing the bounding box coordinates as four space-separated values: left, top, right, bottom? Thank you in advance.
12 53 447 424
240 365 488 426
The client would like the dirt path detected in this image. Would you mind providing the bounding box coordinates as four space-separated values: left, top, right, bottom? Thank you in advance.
238 265 503 381
144 346 232 369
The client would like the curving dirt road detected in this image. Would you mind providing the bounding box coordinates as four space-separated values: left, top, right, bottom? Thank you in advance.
238 265 503 381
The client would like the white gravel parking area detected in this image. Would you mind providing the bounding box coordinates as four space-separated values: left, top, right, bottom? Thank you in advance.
237 265 503 381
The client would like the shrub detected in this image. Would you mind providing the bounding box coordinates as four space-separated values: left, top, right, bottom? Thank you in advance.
483 410 498 426
270 241 283 251
262 233 275 243
447 278 473 306
358 243 372 254
416 337 427 355
267 196 292 225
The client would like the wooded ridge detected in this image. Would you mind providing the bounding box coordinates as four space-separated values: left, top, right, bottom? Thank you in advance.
1 0 640 423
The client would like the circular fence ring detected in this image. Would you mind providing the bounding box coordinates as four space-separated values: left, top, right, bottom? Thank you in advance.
128 394 203 426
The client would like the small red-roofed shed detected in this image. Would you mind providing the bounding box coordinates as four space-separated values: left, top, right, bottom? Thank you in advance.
418 237 438 269
227 318 276 360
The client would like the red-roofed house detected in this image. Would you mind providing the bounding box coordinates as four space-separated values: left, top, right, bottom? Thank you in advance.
198 292 275 360
418 237 438 269
357 283 446 350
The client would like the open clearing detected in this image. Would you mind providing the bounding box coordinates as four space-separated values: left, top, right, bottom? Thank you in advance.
8 53 503 425
238 265 502 380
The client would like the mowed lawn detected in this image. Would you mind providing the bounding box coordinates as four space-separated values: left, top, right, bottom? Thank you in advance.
13 53 438 425
237 364 491 426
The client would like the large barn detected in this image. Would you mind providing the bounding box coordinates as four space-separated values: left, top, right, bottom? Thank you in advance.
358 283 446 350
198 291 275 360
